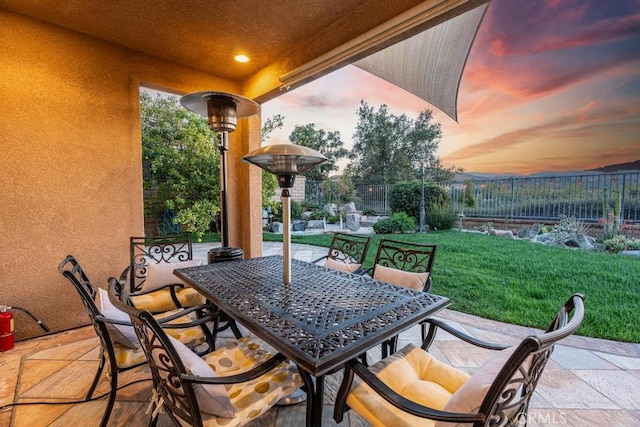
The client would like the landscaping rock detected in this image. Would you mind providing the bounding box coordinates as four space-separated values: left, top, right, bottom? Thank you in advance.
292 222 306 232
323 204 335 216
575 234 595 251
529 223 541 238
271 222 283 234
346 213 361 231
343 202 357 213
491 229 515 239
306 220 324 229
301 211 313 220
618 250 640 257
517 226 530 239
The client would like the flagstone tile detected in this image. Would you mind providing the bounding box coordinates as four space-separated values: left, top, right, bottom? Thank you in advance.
551 345 617 370
20 360 98 400
27 337 99 361
436 341 494 369
573 369 640 410
12 398 73 427
18 360 73 395
0 353 22 407
534 362 618 410
47 399 103 427
105 401 149 426
593 351 640 370
557 409 640 427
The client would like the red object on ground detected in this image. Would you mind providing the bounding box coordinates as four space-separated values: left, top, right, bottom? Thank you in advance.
0 310 15 351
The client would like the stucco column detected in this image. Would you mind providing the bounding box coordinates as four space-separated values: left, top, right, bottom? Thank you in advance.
227 113 263 257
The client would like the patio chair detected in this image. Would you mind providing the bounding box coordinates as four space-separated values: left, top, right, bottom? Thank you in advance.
107 279 304 427
58 255 215 427
368 238 437 357
127 234 242 340
334 294 585 427
311 232 372 274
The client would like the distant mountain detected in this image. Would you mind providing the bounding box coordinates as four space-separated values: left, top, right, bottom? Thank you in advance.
457 159 640 181
587 159 640 173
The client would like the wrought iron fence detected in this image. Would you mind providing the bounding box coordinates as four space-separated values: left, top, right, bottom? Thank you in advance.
305 172 640 223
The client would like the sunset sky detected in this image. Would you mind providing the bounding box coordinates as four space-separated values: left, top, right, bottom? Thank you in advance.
262 0 640 175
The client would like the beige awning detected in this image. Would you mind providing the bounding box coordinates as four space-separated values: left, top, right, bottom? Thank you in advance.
353 4 489 122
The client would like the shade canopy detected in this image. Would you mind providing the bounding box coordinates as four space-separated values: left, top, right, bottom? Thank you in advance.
353 4 488 122
243 144 328 188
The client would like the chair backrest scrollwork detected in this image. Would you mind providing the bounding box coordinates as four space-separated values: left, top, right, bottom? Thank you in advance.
129 233 194 292
328 232 372 265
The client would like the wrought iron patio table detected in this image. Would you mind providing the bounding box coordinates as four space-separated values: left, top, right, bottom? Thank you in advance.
174 255 450 427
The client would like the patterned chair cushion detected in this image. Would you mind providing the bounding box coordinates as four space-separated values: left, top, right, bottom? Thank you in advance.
373 264 430 291
155 309 206 348
168 336 302 424
324 257 362 273
347 343 469 427
129 287 206 313
112 342 147 369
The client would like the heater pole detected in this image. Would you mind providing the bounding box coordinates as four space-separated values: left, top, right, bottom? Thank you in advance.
282 188 291 285
219 131 229 247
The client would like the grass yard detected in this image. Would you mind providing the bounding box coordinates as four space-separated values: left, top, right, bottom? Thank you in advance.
261 230 640 343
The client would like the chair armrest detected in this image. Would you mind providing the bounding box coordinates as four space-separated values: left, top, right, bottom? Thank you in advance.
341 359 485 424
128 282 187 296
310 255 328 265
182 353 288 385
422 318 509 351
95 314 132 327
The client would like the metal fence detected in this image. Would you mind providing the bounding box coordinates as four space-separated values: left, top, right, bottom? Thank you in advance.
305 172 640 223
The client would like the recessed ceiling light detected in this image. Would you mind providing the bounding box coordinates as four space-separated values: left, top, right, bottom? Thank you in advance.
234 55 250 63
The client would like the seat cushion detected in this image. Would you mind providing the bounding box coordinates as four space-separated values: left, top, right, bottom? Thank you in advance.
373 264 430 291
155 309 206 348
167 336 302 423
112 342 147 369
347 343 469 427
130 286 206 312
324 257 361 273
199 338 303 427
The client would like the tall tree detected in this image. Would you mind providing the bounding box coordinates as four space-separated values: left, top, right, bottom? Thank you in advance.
140 92 219 239
260 115 283 204
347 101 411 184
289 123 349 181
347 101 458 184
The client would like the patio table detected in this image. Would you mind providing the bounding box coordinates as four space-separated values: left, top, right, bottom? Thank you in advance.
174 255 450 427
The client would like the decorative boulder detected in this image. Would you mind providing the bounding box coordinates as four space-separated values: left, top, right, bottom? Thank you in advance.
323 204 335 216
529 223 541 238
306 220 325 229
343 202 357 213
346 213 361 231
292 222 306 232
271 222 283 234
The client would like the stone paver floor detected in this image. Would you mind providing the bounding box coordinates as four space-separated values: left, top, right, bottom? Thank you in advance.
1 242 638 426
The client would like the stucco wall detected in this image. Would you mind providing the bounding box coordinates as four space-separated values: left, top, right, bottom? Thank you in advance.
0 11 263 340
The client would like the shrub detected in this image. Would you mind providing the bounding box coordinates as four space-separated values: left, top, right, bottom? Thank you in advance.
426 201 456 230
291 200 303 220
389 180 450 222
363 208 376 216
373 212 417 234
602 235 640 253
327 215 340 224
547 215 591 247
173 200 218 242
308 209 332 220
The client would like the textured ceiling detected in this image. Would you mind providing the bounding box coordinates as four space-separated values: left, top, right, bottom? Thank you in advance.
0 0 430 81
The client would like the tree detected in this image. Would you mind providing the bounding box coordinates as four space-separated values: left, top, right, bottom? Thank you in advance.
347 101 411 185
347 101 460 185
260 115 283 206
140 92 219 240
289 123 349 181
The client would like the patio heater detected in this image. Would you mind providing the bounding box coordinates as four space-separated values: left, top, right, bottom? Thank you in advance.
243 144 327 284
180 91 259 261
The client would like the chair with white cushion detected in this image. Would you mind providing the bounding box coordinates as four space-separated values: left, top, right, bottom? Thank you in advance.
334 294 585 427
127 234 242 341
369 238 437 356
311 232 372 274
58 255 215 427
107 279 305 427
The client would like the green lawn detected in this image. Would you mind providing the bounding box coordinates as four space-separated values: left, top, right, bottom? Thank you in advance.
262 231 640 343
